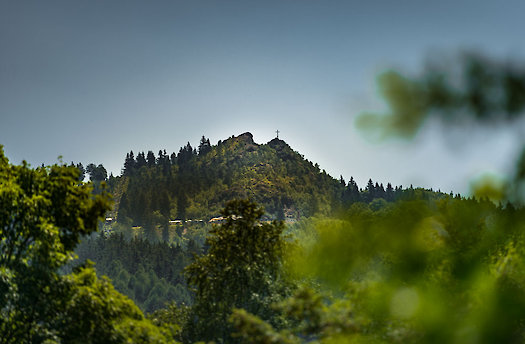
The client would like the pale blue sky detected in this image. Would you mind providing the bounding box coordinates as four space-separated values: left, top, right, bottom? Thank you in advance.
1 1 524 193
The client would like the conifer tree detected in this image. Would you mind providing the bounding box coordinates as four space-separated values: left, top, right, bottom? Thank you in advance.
157 150 165 164
136 151 147 169
198 136 211 155
345 177 361 204
177 143 194 165
163 149 169 164
365 178 375 202
377 182 386 199
147 151 156 168
386 182 395 201
123 151 136 176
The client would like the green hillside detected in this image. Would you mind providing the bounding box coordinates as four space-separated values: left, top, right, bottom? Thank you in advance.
114 132 346 227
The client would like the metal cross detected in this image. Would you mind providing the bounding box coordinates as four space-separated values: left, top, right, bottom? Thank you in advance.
276 129 280 139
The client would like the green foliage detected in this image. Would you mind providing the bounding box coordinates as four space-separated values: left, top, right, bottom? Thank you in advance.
0 146 172 343
56 262 173 344
0 146 109 342
231 286 362 344
184 199 291 343
75 234 193 312
325 52 525 342
86 163 108 182
233 197 525 343
357 70 428 139
148 301 191 341
230 309 298 344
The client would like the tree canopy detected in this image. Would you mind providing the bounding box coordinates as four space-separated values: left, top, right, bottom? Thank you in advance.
0 146 173 343
184 199 291 343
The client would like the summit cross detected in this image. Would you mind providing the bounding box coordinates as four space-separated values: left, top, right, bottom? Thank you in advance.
276 129 280 139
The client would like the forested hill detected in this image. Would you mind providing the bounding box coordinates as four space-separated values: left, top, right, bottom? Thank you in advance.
113 132 344 226
108 132 446 227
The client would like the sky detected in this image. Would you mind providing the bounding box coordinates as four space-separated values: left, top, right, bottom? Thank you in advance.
1 0 525 194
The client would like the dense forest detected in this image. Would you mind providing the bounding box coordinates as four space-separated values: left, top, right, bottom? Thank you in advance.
108 132 452 224
71 132 459 315
3 52 525 343
115 132 358 223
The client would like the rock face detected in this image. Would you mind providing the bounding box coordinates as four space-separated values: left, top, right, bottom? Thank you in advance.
221 132 259 152
238 132 255 144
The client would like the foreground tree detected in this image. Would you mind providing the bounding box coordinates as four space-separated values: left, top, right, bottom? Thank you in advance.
0 146 172 343
184 199 291 343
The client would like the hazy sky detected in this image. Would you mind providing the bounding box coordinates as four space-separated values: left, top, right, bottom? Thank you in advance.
1 0 524 194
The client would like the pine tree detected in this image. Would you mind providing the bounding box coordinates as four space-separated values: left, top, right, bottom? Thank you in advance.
198 136 211 155
157 150 165 165
365 178 375 202
158 149 171 174
377 182 386 199
345 177 361 204
177 143 194 165
147 150 156 167
136 151 147 169
386 182 394 201
123 151 136 176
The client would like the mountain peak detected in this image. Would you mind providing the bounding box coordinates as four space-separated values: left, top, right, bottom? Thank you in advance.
267 137 290 150
222 132 257 146
238 132 255 144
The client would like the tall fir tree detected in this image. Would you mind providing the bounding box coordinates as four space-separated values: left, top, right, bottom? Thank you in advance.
147 150 156 168
123 151 136 176
198 136 211 155
136 151 147 169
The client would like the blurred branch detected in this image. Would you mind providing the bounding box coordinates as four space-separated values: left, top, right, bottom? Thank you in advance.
357 52 525 139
